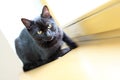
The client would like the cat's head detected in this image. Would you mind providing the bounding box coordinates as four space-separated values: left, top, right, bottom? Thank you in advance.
21 5 58 42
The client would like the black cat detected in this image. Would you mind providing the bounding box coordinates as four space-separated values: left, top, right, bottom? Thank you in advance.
15 5 77 72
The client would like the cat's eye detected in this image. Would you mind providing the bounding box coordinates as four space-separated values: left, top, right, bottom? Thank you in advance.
37 31 42 34
48 24 52 29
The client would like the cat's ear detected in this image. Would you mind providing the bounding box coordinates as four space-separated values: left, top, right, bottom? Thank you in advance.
21 18 33 30
41 5 51 18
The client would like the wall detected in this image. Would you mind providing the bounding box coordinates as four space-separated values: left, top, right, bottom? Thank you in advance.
0 30 22 80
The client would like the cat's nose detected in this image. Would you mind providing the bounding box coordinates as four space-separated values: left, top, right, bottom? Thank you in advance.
44 30 53 41
45 30 51 37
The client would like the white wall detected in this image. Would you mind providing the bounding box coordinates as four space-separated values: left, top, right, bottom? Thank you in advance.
0 0 42 80
45 0 109 26
0 30 22 80
0 0 42 51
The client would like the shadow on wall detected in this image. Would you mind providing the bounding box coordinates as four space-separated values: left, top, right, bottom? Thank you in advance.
0 30 22 80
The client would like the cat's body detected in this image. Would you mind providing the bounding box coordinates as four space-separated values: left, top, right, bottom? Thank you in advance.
15 6 77 71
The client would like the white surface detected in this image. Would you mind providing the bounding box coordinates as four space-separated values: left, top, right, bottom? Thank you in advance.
46 0 109 26
0 0 42 80
0 0 42 51
0 30 22 80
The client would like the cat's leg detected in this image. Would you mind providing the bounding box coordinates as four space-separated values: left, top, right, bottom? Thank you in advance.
58 48 71 57
55 47 71 58
46 47 70 62
23 60 45 72
63 32 78 49
44 48 71 65
23 63 35 71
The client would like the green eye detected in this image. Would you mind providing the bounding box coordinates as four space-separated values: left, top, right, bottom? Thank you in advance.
48 24 52 29
37 31 42 34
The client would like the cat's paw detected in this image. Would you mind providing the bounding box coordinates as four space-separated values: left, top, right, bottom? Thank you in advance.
23 63 38 72
58 48 71 57
23 65 31 72
70 42 78 49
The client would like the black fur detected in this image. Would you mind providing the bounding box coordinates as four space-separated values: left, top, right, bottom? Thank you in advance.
15 6 77 72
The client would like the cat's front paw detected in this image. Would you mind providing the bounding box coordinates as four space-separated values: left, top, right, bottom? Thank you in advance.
57 48 71 57
70 42 78 49
23 64 32 72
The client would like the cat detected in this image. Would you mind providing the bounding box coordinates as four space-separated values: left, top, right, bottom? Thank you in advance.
15 5 77 72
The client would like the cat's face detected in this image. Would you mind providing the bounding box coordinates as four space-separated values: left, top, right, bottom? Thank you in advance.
21 6 58 42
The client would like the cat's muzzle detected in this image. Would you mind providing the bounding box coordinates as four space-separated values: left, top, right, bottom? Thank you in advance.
44 36 54 41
